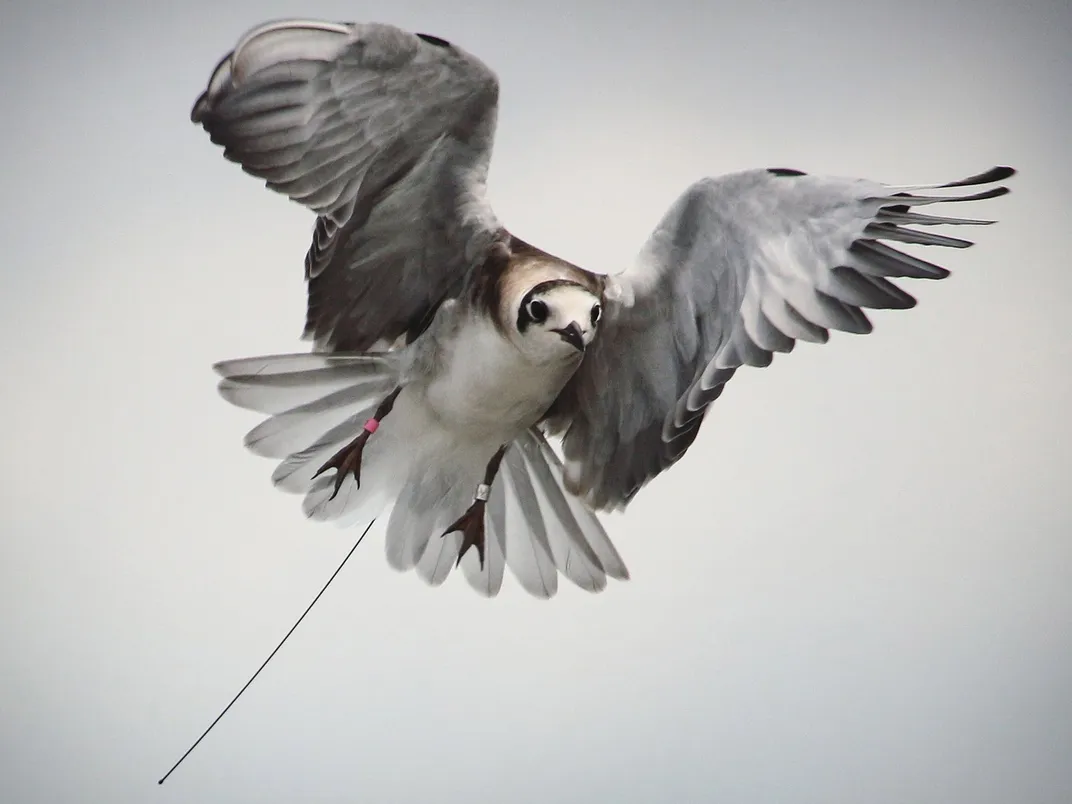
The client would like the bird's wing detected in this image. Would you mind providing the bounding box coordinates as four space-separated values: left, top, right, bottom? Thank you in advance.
546 166 1015 510
192 19 503 351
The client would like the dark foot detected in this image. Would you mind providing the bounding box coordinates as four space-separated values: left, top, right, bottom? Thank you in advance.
312 431 370 501
310 390 401 502
443 501 487 569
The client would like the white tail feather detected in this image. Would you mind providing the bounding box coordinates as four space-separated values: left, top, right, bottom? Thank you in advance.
214 352 629 598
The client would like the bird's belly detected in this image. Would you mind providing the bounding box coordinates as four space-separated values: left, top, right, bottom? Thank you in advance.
422 329 571 439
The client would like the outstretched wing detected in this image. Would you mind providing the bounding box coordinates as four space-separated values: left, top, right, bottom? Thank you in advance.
191 19 503 351
547 166 1015 510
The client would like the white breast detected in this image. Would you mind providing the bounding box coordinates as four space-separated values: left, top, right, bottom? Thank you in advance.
422 315 577 439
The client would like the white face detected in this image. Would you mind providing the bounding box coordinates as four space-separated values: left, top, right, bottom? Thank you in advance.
513 282 603 362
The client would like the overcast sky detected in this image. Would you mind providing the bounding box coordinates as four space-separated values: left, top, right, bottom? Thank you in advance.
1 1 1069 802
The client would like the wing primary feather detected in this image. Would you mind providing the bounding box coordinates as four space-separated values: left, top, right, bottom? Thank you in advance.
827 266 916 310
883 165 1015 191
229 19 353 66
936 165 1016 187
876 208 995 227
850 240 951 280
880 186 1011 206
864 223 974 249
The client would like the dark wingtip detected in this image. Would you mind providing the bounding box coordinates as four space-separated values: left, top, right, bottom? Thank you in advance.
191 50 235 125
768 168 807 177
894 185 1012 204
416 32 451 47
190 92 210 124
943 165 1017 188
962 185 1012 202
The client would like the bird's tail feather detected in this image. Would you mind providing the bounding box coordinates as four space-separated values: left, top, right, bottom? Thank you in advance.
213 352 630 598
215 351 402 525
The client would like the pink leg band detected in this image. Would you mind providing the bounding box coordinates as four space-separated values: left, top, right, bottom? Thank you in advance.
363 418 379 434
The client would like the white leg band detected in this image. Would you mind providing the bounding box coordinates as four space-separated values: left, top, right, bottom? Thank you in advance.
474 483 490 502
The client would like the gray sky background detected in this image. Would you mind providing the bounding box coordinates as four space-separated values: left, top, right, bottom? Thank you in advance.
1 1 1069 802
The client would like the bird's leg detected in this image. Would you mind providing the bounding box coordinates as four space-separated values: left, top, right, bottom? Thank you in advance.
444 445 507 570
312 387 402 501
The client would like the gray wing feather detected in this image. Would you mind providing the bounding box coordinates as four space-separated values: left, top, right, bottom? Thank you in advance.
549 166 1014 510
192 19 502 351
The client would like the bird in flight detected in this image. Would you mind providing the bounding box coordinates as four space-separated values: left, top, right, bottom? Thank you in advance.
192 18 1014 599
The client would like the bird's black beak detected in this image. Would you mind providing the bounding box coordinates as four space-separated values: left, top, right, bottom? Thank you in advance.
553 322 585 352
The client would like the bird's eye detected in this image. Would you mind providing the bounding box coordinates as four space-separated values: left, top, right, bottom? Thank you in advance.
527 299 549 324
590 303 602 325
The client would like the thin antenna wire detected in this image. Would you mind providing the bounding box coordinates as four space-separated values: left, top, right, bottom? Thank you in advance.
158 519 375 785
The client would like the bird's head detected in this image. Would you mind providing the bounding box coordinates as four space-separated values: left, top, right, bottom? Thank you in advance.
511 279 603 363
